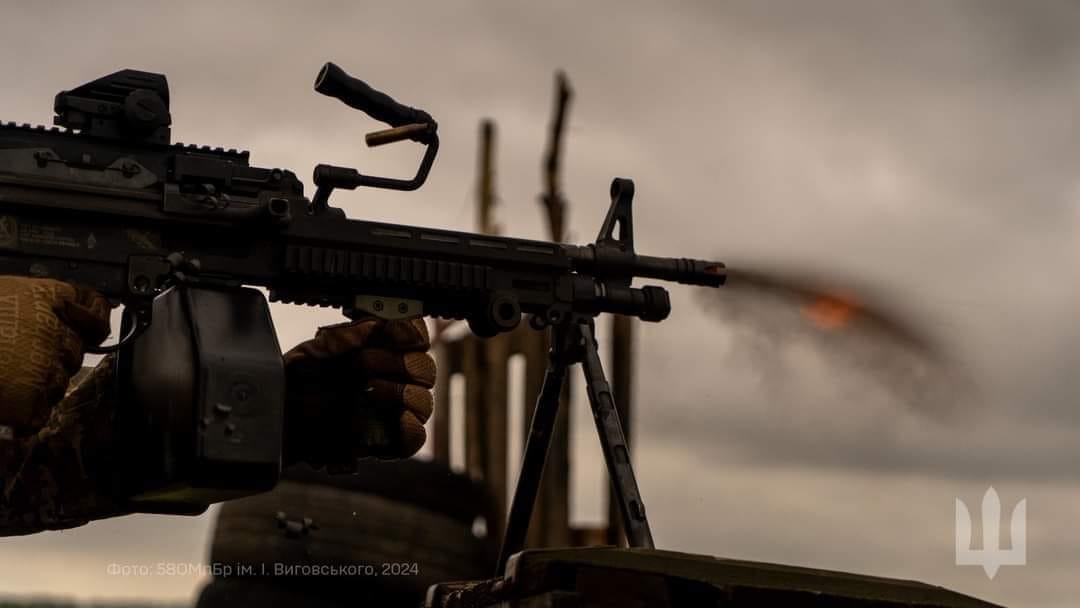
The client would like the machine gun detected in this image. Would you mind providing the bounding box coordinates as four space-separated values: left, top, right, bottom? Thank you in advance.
0 64 724 561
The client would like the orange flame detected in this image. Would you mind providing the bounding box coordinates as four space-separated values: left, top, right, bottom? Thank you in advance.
802 293 860 330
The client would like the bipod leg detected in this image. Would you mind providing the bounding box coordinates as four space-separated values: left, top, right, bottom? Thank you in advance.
579 318 655 548
496 321 574 574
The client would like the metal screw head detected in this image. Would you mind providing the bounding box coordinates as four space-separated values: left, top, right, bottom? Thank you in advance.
373 300 384 312
231 383 253 403
398 302 408 314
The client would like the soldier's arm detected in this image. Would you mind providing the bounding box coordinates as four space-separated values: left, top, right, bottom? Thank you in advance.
0 276 117 535
0 277 436 536
0 356 131 535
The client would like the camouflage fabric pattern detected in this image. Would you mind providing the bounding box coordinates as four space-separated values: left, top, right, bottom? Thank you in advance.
0 356 128 536
0 292 438 534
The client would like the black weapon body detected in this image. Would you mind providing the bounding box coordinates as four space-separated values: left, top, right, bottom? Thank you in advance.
0 120 720 344
0 66 724 535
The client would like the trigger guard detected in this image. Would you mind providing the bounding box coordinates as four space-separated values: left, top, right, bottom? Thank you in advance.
84 302 153 354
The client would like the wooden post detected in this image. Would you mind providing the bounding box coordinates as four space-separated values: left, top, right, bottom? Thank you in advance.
476 118 513 540
541 72 572 244
538 377 572 547
431 336 462 468
520 328 574 549
431 73 588 555
463 336 486 481
462 119 498 481
523 71 574 549
432 345 452 466
484 333 510 540
606 314 634 546
519 330 545 546
478 120 498 235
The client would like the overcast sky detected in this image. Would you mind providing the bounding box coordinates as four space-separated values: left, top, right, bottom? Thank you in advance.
1 1 1078 606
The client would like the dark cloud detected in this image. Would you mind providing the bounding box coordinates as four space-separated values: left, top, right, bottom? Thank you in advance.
1 1 1078 606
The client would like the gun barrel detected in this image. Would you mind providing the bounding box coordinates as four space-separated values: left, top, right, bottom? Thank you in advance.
634 255 726 287
565 245 726 288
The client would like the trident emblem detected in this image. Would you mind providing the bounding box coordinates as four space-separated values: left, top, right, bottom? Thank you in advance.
955 487 1026 579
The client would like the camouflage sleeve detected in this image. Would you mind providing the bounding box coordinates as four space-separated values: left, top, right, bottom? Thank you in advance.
0 355 131 535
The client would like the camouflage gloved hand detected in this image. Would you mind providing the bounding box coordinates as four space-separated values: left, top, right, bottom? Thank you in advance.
283 316 436 471
0 277 110 436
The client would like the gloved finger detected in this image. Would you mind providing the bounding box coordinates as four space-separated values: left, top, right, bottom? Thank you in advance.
282 351 334 385
305 412 368 470
55 323 86 377
369 317 430 352
52 283 111 347
353 349 436 387
284 318 381 364
349 406 400 457
366 379 434 424
398 410 427 458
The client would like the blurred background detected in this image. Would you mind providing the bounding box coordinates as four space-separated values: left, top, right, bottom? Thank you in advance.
2 1 1079 606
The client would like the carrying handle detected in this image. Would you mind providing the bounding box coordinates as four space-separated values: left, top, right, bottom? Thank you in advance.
310 62 440 211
